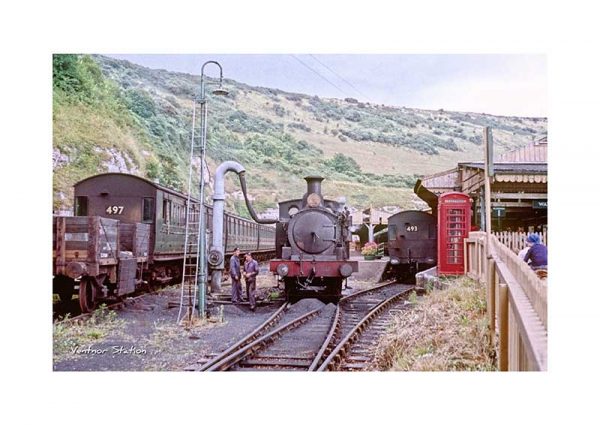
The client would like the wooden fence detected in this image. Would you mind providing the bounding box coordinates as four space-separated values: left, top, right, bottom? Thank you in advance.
464 232 547 371
492 231 547 254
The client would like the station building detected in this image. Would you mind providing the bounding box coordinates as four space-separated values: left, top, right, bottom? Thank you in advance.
414 137 548 233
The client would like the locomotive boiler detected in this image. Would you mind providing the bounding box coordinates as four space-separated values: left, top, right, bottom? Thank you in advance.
270 176 358 302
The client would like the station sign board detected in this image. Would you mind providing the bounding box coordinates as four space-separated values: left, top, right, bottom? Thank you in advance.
533 200 548 209
492 207 506 218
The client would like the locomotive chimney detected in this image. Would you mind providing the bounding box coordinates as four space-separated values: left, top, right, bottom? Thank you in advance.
305 176 324 196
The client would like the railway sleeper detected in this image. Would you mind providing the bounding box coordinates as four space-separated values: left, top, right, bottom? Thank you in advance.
241 358 313 368
250 354 315 361
348 348 372 356
346 355 372 362
341 362 368 370
236 365 306 371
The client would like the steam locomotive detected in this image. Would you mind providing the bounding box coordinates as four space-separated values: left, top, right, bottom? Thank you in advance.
269 176 358 302
387 210 437 282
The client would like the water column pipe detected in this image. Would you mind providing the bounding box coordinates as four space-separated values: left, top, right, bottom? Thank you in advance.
209 161 278 292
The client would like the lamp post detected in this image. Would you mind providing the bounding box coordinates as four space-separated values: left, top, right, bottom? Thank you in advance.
197 61 228 318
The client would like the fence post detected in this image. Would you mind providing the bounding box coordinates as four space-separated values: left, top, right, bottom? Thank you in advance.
464 238 469 276
498 283 509 371
487 258 496 346
478 240 483 281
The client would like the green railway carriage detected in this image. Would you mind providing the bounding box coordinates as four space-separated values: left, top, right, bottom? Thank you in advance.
53 173 275 312
72 173 275 257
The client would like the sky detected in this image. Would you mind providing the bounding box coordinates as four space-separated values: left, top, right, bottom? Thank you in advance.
108 54 546 117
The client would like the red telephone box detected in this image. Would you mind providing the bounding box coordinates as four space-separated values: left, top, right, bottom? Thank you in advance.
438 192 471 275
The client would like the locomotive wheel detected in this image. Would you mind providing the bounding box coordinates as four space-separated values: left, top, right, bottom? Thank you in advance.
79 278 97 313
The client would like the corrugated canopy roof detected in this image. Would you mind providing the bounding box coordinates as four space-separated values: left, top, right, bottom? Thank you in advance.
497 137 547 163
418 137 549 194
459 162 547 173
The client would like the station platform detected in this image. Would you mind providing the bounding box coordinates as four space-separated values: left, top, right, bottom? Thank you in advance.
349 254 390 282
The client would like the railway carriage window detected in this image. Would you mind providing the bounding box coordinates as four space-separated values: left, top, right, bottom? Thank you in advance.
142 198 154 222
75 196 88 216
174 204 181 226
163 199 171 224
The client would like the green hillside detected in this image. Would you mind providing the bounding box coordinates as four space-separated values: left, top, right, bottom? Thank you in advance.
52 54 547 214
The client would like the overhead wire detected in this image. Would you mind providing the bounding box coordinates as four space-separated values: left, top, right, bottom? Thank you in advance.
290 54 349 97
308 54 372 102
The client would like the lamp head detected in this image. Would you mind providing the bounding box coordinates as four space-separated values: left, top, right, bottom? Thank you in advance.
212 86 229 96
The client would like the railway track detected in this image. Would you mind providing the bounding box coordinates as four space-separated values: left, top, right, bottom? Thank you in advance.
193 281 414 371
318 283 412 371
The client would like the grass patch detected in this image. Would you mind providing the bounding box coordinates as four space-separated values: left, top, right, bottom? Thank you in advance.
140 316 225 371
373 276 496 371
53 304 126 362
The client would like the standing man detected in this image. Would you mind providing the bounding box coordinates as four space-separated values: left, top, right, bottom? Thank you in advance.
229 247 242 304
243 252 259 311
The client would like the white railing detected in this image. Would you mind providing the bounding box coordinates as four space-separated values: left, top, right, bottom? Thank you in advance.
493 231 547 254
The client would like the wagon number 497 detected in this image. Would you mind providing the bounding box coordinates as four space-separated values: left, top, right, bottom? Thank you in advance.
106 205 124 215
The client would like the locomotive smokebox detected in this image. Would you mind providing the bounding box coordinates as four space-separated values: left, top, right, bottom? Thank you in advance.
305 176 324 196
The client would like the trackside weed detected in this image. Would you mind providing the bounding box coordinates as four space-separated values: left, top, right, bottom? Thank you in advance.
373 276 497 371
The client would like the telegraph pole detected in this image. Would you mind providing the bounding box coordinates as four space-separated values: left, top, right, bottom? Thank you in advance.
483 127 494 258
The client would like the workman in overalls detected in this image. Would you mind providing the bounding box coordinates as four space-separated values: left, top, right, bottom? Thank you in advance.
243 252 259 311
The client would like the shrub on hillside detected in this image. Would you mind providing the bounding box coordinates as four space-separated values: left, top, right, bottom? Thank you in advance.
344 110 362 122
288 122 311 132
225 111 282 134
273 104 286 117
326 153 361 175
125 89 156 119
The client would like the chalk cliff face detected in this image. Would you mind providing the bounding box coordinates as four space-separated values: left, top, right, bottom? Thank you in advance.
52 54 547 215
